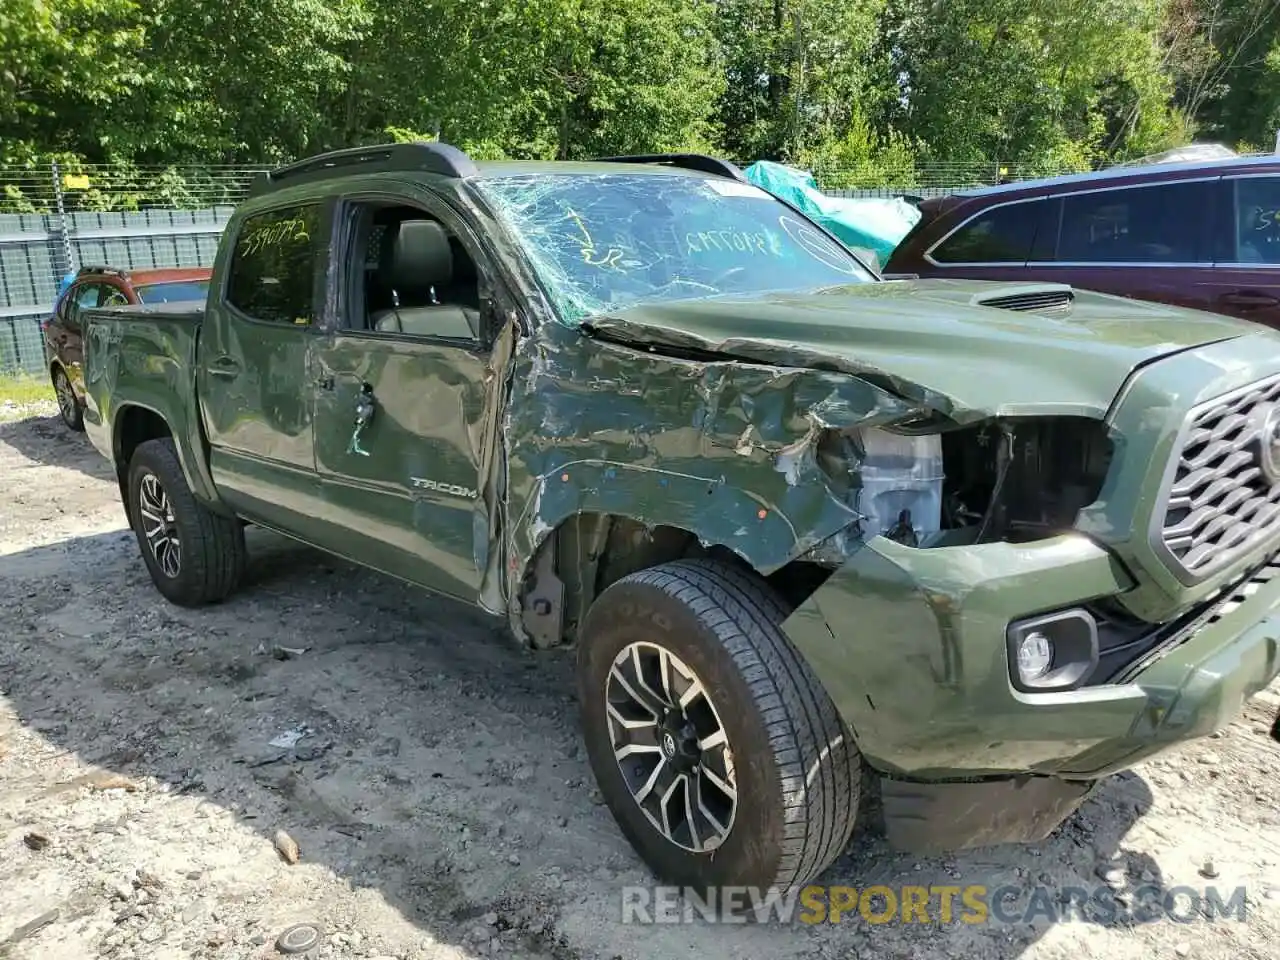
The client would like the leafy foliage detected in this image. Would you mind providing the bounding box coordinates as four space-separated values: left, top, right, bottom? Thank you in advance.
4 0 1280 182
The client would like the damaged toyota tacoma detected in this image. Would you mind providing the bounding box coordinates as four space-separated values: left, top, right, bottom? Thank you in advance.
81 143 1280 894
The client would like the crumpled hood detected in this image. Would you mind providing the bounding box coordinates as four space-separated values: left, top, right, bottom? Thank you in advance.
583 279 1258 422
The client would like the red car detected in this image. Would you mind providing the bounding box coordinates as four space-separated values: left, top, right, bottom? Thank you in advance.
884 153 1280 329
43 266 212 430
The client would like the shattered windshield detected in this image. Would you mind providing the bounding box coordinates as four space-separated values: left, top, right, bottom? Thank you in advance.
473 172 875 324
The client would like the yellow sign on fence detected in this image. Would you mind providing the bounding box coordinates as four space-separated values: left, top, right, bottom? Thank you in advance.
62 174 90 190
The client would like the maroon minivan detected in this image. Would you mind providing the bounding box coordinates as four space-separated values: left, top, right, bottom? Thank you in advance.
884 153 1280 328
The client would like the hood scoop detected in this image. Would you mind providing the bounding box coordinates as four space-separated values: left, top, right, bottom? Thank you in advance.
972 284 1075 318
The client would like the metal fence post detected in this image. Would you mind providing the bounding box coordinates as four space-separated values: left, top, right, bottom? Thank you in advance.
50 161 75 280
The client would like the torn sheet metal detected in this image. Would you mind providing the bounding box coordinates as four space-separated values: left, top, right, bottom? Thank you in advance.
493 320 922 636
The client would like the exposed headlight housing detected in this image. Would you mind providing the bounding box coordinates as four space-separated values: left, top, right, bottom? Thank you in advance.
846 426 945 547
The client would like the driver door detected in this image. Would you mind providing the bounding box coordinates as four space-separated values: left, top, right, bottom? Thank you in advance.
311 194 511 601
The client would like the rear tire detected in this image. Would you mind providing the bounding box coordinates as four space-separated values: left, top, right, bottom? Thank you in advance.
126 437 246 606
577 558 860 894
52 366 83 432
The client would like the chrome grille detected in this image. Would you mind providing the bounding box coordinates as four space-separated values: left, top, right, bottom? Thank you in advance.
1157 373 1280 580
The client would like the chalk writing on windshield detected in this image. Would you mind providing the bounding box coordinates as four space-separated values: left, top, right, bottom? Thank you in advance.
565 207 627 270
779 215 861 275
685 229 785 257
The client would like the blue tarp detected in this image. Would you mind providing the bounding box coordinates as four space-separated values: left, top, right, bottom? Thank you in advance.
743 160 920 268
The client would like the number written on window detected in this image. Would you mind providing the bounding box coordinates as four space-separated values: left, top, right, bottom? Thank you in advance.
227 205 323 325
1233 178 1280 265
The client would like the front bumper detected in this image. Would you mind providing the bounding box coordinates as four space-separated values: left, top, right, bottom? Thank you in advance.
782 533 1280 781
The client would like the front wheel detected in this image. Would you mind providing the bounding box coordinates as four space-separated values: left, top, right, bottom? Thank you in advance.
126 438 246 606
577 559 861 893
52 367 83 432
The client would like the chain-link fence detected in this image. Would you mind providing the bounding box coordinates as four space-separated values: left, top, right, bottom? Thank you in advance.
0 164 270 375
0 157 1082 376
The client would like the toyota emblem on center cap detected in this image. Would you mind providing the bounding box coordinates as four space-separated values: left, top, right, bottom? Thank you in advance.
1250 402 1280 484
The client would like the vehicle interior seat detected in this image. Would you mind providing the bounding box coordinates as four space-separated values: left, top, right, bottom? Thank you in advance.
370 219 480 339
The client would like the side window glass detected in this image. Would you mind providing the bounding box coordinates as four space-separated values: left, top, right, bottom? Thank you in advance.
1056 182 1208 263
351 204 483 342
226 204 323 325
931 202 1041 264
101 286 129 307
1231 178 1280 264
64 283 101 329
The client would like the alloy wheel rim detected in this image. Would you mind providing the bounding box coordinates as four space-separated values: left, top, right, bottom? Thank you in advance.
55 373 75 422
605 641 737 853
139 473 181 578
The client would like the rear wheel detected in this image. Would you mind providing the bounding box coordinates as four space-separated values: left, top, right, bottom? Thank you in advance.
126 437 246 606
52 367 83 432
577 558 860 893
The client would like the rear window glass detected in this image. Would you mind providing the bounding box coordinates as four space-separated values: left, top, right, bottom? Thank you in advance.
1230 177 1280 264
1055 181 1209 263
931 201 1041 264
226 204 323 325
134 281 209 304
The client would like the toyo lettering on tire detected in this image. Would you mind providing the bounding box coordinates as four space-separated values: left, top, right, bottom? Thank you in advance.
576 558 861 892
126 437 247 607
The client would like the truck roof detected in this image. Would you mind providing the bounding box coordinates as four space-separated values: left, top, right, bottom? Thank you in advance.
471 159 724 179
247 142 741 200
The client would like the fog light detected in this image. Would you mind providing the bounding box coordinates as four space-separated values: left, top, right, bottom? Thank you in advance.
1016 631 1054 681
1005 608 1099 692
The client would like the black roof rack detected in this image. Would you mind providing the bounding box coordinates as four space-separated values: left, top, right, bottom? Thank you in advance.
78 265 127 278
592 153 747 182
248 141 479 198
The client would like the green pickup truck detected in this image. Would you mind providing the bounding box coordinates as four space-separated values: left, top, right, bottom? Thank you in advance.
83 142 1280 895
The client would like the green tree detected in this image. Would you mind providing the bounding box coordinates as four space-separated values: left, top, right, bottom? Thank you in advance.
0 0 145 165
348 0 722 160
873 0 1184 168
1165 0 1280 150
713 0 888 162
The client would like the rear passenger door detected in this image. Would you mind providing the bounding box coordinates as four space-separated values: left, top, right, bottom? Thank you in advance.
1209 174 1280 330
199 200 331 535
1029 179 1220 313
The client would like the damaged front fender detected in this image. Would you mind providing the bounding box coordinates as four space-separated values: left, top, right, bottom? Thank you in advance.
499 321 925 642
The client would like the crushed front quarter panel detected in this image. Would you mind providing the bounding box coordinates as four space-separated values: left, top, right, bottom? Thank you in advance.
497 320 922 636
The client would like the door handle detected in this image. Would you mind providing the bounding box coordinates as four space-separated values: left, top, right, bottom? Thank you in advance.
1219 291 1279 310
207 355 241 378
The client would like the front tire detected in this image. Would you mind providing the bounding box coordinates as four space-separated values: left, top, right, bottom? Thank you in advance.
126 438 246 606
52 366 83 432
577 559 860 893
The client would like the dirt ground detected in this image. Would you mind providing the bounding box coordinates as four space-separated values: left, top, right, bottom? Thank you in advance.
1 402 1279 960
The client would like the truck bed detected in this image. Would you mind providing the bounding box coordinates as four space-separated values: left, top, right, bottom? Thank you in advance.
81 301 214 501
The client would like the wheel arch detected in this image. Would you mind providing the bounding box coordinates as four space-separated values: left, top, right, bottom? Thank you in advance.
106 389 231 515
512 510 839 650
112 404 174 505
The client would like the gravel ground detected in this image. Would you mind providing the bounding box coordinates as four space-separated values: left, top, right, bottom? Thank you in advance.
1 403 1279 960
